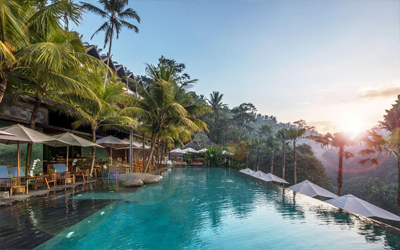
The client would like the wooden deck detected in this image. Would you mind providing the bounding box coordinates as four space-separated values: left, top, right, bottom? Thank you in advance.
0 180 98 206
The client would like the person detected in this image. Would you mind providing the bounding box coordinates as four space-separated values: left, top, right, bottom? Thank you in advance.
74 150 81 158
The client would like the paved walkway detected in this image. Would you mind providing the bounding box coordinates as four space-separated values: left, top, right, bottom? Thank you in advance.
0 180 98 206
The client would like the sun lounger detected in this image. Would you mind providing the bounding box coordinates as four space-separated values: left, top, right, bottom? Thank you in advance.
0 166 25 195
53 164 75 185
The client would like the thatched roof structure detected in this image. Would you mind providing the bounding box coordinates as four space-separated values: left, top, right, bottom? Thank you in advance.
184 131 217 149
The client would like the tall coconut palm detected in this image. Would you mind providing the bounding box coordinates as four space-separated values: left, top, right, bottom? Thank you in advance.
70 74 136 176
265 136 280 174
287 127 307 184
0 0 86 103
276 128 288 180
2 2 101 172
207 91 226 123
313 132 355 196
121 64 210 172
0 0 28 103
81 0 140 89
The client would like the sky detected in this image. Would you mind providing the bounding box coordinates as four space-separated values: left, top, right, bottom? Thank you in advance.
73 0 400 135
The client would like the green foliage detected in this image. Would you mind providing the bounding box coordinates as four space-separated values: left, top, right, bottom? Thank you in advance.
205 146 223 167
361 178 398 214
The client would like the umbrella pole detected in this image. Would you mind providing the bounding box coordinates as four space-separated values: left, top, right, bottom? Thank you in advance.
110 147 113 165
66 146 69 171
17 142 20 178
142 133 145 171
129 128 133 173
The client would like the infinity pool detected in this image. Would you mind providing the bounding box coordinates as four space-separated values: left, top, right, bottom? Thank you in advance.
1 167 400 249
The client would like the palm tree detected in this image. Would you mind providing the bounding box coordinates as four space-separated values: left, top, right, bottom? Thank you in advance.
265 136 280 174
287 127 307 184
0 0 28 103
359 130 400 214
313 132 355 196
121 63 210 172
81 0 140 89
70 74 136 176
0 0 86 103
276 129 288 180
359 95 400 214
207 91 226 123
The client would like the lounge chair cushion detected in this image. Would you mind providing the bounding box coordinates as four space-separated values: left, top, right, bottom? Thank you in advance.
7 167 25 177
0 166 9 178
54 164 67 173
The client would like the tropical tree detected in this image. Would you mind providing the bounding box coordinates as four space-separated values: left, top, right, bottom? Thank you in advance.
70 74 136 176
313 132 355 196
358 96 400 214
1 1 103 172
286 127 307 184
121 63 210 172
276 128 289 180
248 138 265 171
207 91 226 123
81 0 140 88
0 0 28 103
231 103 256 140
265 136 280 174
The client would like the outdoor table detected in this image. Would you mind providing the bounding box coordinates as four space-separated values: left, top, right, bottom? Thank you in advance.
21 175 50 194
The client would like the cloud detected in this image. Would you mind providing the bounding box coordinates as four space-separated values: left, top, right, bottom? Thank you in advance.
315 89 333 93
297 102 310 106
308 120 338 134
358 85 400 99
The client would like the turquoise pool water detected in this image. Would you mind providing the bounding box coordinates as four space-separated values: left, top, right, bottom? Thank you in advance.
28 167 400 249
2 167 399 249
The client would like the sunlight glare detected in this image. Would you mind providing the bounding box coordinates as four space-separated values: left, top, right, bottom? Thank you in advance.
341 119 363 137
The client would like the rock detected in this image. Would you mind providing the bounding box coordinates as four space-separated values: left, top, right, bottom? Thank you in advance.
0 191 9 198
122 178 144 187
118 173 163 187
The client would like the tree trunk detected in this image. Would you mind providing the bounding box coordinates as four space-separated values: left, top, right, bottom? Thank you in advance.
26 98 41 174
103 25 114 89
90 128 96 178
246 155 249 169
270 151 274 174
144 133 157 173
293 140 297 184
337 146 344 196
282 140 286 180
256 156 260 171
0 72 9 104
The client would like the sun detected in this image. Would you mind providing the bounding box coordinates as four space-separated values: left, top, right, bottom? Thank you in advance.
341 119 363 137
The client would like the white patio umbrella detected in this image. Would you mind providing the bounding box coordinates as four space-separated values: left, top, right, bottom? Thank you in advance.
239 168 255 175
198 148 207 153
182 147 199 153
96 136 129 164
171 148 184 153
0 124 69 177
51 132 104 169
288 180 337 198
116 139 150 164
326 194 400 221
260 173 289 184
222 150 234 155
0 130 15 136
251 170 268 179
